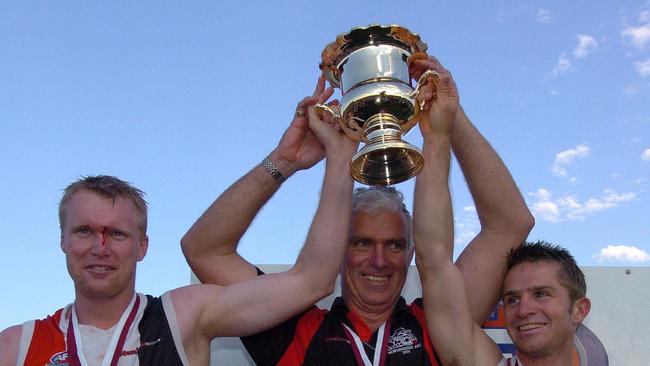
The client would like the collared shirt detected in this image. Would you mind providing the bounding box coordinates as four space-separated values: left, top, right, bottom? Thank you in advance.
241 296 441 366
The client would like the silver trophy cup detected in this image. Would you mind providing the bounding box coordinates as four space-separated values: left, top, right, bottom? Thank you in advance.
316 24 438 185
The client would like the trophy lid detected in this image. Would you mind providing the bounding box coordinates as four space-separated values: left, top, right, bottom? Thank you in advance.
319 24 428 87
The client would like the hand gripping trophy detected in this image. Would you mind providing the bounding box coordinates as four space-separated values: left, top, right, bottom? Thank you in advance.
316 24 439 185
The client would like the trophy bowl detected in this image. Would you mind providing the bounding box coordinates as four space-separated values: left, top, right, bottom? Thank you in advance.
316 24 438 185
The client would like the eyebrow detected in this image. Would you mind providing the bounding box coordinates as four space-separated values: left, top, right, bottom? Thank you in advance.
503 285 556 297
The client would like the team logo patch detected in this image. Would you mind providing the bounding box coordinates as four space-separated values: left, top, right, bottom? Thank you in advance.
46 351 69 365
387 327 421 355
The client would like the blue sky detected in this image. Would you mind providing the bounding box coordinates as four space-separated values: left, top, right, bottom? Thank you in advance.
1 1 648 330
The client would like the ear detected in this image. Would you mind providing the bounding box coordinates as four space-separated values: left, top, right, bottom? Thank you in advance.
60 234 67 254
137 235 149 262
407 245 415 263
571 297 591 324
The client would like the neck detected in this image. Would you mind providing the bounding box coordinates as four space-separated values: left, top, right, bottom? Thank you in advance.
73 291 135 330
343 296 395 332
518 345 575 366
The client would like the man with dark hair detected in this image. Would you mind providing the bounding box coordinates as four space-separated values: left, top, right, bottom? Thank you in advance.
501 241 591 365
413 237 593 365
182 57 534 365
0 81 358 366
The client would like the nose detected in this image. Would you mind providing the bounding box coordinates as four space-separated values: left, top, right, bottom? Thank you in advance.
90 229 111 257
369 244 387 269
515 295 536 318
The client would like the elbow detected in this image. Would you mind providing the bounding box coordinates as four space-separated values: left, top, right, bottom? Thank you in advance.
505 209 535 250
180 234 199 267
292 264 337 300
518 209 535 238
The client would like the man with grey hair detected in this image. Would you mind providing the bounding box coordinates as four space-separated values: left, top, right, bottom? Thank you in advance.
0 78 358 366
182 57 534 364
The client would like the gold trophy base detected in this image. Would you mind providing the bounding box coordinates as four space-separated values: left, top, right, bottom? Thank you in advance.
350 113 424 185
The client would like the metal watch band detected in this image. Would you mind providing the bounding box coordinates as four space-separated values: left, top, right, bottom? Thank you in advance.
262 156 287 182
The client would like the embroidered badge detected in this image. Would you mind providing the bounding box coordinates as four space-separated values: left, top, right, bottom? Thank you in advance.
387 327 421 355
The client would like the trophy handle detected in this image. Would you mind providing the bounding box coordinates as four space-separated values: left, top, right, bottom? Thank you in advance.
315 103 342 123
410 69 440 111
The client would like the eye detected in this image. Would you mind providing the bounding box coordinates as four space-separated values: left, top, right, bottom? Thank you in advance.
352 239 369 248
504 295 520 306
387 241 406 252
74 226 91 235
109 230 127 240
534 290 550 299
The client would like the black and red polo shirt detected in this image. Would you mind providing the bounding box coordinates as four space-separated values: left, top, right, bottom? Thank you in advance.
241 296 442 366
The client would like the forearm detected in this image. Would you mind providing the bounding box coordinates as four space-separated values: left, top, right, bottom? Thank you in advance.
181 153 287 285
413 134 452 272
452 106 534 323
414 134 479 365
451 106 534 236
292 154 354 297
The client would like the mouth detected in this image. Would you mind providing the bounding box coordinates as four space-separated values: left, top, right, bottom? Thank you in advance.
85 265 116 273
517 322 546 332
362 274 389 282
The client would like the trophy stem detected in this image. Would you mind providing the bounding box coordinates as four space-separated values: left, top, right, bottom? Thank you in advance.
350 113 424 186
364 113 403 144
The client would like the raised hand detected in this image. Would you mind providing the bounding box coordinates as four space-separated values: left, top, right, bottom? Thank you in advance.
272 76 330 176
306 87 358 161
411 56 459 137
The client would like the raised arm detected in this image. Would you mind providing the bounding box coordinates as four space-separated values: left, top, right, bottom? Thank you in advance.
413 66 502 366
181 77 329 285
411 56 534 324
172 89 359 365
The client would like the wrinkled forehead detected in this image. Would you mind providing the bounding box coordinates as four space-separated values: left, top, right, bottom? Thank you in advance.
350 209 409 236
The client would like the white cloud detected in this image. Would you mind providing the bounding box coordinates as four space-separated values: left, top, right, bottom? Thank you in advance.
551 54 572 77
566 190 636 220
529 188 636 222
596 245 650 263
635 59 650 77
529 189 561 223
536 8 551 24
622 20 650 49
454 206 478 248
552 144 591 176
642 148 650 161
574 34 598 59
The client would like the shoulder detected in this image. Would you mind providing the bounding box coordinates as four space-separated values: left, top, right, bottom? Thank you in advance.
0 324 23 366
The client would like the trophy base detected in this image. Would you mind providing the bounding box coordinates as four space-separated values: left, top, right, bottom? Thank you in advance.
350 141 424 186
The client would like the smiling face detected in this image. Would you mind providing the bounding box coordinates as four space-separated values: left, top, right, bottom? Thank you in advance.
60 189 148 302
341 210 413 316
503 261 589 360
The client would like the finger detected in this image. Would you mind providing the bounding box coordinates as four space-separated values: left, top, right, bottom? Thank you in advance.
318 87 335 104
312 74 326 97
294 97 313 120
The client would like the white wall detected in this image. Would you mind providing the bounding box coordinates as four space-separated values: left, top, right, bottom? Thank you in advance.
197 265 649 366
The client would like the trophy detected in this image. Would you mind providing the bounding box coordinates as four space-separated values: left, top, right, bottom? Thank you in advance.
316 24 438 185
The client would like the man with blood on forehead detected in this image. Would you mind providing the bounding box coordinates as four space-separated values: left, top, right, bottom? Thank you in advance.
0 81 358 366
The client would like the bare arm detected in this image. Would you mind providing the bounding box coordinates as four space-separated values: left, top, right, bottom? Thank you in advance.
173 90 358 364
412 57 535 323
0 325 21 366
413 68 502 366
181 77 329 285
